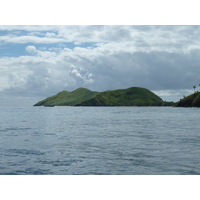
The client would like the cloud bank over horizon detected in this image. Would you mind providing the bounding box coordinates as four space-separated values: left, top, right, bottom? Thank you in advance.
1 25 200 106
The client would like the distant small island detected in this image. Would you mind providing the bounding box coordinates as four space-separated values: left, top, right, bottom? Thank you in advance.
33 87 176 107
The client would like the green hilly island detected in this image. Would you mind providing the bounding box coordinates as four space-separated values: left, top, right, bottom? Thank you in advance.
176 92 200 107
34 87 176 107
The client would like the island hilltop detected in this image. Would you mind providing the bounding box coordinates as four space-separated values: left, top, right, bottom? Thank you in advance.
34 87 176 107
176 92 200 107
176 85 200 107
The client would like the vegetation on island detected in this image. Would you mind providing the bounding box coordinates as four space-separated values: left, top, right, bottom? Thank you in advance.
33 87 98 106
176 84 200 107
75 87 165 106
34 86 176 107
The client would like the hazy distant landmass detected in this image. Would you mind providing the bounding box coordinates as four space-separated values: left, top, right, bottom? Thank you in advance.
34 87 176 107
176 92 200 107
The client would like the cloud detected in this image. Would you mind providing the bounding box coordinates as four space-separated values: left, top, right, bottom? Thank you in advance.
69 65 94 84
45 32 57 37
26 45 37 53
25 45 57 58
0 35 65 44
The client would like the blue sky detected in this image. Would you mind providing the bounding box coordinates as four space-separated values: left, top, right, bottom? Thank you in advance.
1 25 200 106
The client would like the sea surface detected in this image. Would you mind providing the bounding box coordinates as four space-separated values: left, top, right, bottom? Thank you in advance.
0 106 200 175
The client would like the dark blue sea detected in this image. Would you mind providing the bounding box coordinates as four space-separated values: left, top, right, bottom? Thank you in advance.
0 106 200 175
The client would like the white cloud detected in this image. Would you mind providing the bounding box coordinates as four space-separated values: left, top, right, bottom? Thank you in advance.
25 45 57 58
45 32 57 37
26 45 37 53
69 65 94 84
37 50 57 58
153 89 194 102
0 35 65 44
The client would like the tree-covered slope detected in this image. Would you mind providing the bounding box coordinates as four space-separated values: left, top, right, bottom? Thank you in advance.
33 87 99 106
176 92 200 107
75 87 164 106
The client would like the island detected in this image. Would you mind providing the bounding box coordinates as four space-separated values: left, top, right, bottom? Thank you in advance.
176 92 200 107
33 87 176 107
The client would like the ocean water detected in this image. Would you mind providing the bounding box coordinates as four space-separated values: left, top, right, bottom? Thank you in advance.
0 106 200 175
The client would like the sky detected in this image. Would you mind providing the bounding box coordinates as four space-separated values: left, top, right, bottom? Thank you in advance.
0 25 200 106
